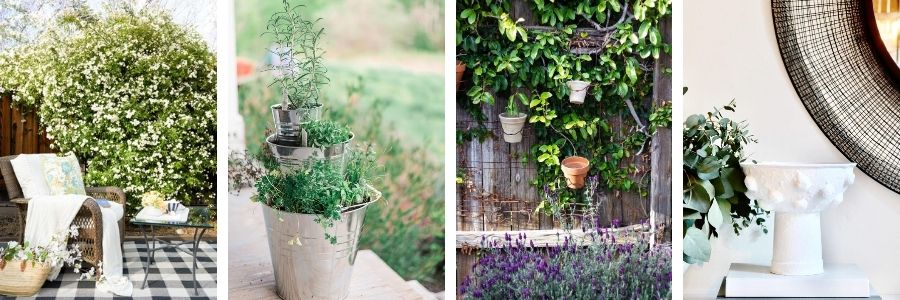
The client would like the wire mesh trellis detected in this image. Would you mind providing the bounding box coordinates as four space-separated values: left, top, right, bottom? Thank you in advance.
772 0 900 194
456 118 651 232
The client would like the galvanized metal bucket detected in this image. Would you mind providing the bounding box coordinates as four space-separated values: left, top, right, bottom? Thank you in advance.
261 187 381 300
265 133 353 172
271 103 323 145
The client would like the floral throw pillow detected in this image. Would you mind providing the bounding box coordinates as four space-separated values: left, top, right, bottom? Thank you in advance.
40 154 87 195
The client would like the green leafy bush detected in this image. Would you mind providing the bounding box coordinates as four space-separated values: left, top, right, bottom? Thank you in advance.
682 100 768 264
457 0 672 214
0 7 217 214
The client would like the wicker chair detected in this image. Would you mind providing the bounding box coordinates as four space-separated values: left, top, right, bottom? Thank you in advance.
0 155 126 269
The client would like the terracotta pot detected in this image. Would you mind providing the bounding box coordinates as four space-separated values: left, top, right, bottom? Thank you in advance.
561 156 590 189
566 80 590 104
456 60 466 90
498 112 527 143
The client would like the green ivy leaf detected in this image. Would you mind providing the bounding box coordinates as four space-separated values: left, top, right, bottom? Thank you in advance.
609 0 622 12
617 82 628 97
626 64 637 82
650 27 661 45
638 21 651 39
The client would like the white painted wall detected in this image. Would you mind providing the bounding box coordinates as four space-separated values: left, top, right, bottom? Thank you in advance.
684 0 900 297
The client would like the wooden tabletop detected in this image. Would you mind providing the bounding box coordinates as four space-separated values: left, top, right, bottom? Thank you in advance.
228 188 427 299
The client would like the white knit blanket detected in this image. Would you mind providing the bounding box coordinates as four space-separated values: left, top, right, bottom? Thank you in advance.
25 195 133 296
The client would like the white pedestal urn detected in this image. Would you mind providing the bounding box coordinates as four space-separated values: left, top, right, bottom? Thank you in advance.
741 162 856 276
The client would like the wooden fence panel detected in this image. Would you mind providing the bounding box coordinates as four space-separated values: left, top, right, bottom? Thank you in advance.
455 0 673 294
0 93 56 196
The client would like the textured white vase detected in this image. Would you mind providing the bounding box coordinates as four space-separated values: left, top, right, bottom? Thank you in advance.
741 162 856 276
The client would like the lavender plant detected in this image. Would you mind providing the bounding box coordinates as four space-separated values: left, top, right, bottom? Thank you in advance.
460 230 671 299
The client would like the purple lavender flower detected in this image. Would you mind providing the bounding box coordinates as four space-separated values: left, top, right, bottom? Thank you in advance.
462 219 672 299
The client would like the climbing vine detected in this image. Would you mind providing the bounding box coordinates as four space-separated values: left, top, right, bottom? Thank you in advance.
456 0 671 214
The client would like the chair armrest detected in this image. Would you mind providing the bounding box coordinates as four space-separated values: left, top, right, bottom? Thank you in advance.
85 186 127 207
10 197 29 205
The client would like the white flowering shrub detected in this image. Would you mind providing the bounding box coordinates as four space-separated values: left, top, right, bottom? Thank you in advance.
0 8 217 215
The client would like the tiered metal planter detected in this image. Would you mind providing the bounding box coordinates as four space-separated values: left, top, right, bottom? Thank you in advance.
271 103 323 146
263 104 377 300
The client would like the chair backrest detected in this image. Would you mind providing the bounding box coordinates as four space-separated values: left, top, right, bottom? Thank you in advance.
0 155 23 200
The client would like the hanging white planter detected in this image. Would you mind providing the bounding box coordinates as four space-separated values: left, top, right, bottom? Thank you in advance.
498 113 527 143
566 80 590 104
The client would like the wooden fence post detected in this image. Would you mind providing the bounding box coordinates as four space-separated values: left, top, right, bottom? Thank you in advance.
651 16 673 243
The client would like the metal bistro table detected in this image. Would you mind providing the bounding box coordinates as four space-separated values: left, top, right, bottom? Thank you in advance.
129 206 214 295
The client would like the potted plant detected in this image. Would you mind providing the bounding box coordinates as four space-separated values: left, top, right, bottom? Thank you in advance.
561 156 590 189
248 2 384 299
566 79 590 104
0 228 88 297
266 0 328 145
266 119 355 172
254 148 380 300
456 59 466 90
498 93 527 143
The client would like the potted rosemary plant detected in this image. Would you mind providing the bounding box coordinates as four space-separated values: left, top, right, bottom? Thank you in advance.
498 93 527 143
266 0 329 145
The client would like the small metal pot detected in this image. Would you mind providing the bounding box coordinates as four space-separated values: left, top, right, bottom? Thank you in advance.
265 133 353 172
271 103 323 145
262 186 381 300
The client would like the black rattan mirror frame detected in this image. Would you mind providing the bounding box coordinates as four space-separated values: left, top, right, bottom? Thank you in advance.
772 0 900 194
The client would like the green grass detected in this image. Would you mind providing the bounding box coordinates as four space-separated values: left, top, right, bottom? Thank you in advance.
237 64 443 155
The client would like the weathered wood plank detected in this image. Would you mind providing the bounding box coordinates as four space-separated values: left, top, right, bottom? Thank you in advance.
456 224 650 248
494 94 512 231
12 103 23 154
0 94 10 155
651 16 673 242
480 95 497 231
456 249 476 298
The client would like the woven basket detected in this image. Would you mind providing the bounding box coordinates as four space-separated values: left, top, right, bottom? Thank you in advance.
0 260 51 297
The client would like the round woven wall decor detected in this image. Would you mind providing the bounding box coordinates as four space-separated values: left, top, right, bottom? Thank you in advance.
772 0 900 194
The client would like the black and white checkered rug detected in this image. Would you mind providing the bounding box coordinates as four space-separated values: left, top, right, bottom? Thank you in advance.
3 240 217 299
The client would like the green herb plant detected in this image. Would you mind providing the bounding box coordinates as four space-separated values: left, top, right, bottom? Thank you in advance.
265 0 329 109
683 99 768 264
304 119 352 148
254 148 379 244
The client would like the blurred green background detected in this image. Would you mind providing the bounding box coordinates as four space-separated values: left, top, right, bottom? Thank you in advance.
234 0 446 291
